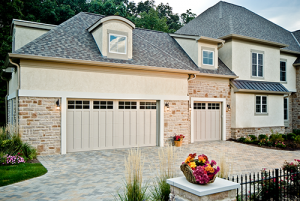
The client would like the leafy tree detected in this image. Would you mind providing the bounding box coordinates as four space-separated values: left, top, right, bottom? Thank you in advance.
181 9 196 25
135 8 168 32
156 2 181 33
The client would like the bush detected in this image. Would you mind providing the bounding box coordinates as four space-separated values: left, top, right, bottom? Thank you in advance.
293 129 300 135
295 135 300 144
269 133 284 143
275 141 286 148
258 134 268 140
237 137 245 142
287 133 297 141
249 135 257 141
244 136 252 143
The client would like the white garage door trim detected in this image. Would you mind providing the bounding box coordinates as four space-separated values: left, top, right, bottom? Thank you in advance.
190 97 226 143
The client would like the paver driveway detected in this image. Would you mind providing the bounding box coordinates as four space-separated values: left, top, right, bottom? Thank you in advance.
1 141 300 200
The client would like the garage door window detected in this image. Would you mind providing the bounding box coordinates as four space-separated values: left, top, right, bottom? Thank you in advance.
194 103 205 109
208 103 220 110
68 100 90 109
119 101 137 109
93 101 113 109
140 102 156 109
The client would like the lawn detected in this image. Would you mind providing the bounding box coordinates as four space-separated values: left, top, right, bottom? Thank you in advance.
0 163 47 187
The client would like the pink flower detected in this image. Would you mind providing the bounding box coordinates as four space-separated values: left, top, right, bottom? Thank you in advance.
211 160 217 166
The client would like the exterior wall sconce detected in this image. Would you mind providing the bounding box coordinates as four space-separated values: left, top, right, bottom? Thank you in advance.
56 99 60 109
165 102 170 111
227 104 231 111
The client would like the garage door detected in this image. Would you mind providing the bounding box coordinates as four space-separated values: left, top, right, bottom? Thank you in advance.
193 102 221 141
67 100 157 152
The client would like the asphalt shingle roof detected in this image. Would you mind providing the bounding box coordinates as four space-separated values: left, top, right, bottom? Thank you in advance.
13 12 236 76
176 1 300 53
231 80 289 92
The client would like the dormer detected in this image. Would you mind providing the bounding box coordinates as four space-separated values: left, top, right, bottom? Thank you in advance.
88 16 135 60
170 34 225 70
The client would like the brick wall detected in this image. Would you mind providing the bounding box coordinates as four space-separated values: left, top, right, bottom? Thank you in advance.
188 78 232 139
164 100 190 145
292 67 300 131
18 97 61 155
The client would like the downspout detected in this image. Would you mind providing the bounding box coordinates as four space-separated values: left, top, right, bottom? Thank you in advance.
9 59 20 127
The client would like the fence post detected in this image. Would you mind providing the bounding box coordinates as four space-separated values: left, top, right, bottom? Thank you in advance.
275 168 279 201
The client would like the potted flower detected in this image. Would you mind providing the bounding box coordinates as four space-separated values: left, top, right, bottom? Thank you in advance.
173 134 185 147
181 153 220 185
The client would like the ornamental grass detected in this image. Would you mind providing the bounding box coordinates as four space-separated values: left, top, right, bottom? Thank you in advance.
216 151 233 179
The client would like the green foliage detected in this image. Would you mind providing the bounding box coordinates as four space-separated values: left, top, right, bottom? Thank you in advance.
269 133 284 143
248 135 257 141
293 129 300 135
295 135 300 144
237 137 245 142
117 178 149 201
0 163 47 186
135 8 169 32
150 176 170 201
244 136 252 143
275 141 286 148
287 133 296 141
258 134 268 140
180 9 196 24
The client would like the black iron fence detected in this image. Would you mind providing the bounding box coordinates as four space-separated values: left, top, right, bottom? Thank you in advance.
228 168 300 201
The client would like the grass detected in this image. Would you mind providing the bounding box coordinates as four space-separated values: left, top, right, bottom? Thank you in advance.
0 163 47 187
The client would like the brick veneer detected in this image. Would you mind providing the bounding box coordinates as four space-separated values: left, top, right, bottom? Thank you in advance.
164 100 190 145
231 126 285 139
18 97 61 155
188 78 232 139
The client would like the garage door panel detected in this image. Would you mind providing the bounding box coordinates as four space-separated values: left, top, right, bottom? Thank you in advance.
82 111 90 150
67 111 74 151
137 112 145 146
123 111 130 147
73 111 83 150
105 111 113 148
99 111 106 148
144 111 151 146
150 111 156 145
130 111 137 146
194 102 221 142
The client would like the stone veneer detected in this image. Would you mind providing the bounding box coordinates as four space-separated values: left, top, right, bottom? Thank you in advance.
188 78 232 139
292 66 300 131
171 186 236 201
164 100 190 145
18 97 61 155
231 126 285 139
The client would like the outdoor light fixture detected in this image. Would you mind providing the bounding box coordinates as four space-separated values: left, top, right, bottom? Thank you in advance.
56 99 60 109
227 104 231 111
165 102 170 111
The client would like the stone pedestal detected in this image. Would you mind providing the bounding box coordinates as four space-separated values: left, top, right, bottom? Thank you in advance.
167 177 240 201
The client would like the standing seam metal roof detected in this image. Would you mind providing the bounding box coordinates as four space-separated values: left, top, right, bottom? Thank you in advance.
231 80 289 92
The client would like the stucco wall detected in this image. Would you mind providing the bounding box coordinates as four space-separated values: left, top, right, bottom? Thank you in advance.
188 77 232 139
234 93 284 128
13 26 49 51
231 39 280 82
218 41 232 70
8 70 18 96
174 38 198 65
280 53 297 92
20 60 188 96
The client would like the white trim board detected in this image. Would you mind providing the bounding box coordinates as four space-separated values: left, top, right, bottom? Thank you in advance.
190 97 226 143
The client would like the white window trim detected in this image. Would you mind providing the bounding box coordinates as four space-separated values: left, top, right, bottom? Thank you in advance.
255 95 268 115
202 50 214 66
280 59 287 82
108 33 127 55
251 51 264 78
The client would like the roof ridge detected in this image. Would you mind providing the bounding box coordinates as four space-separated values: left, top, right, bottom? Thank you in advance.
133 32 197 71
291 33 300 48
80 12 105 17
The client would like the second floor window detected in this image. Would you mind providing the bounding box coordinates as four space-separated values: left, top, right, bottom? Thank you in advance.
284 97 288 120
109 34 127 54
252 52 263 77
280 61 286 82
202 50 214 65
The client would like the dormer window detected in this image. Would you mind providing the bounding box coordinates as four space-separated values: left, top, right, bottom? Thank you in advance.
202 50 214 66
109 34 127 54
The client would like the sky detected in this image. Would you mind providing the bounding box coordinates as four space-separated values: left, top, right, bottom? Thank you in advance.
133 0 300 32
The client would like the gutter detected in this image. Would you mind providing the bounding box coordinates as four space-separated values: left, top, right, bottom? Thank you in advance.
233 88 290 95
8 53 199 74
196 72 238 79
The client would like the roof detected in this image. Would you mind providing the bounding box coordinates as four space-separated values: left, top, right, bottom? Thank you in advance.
13 12 236 76
176 1 300 53
231 80 289 93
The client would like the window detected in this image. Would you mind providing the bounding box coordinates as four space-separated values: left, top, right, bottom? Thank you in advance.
284 98 288 120
109 34 127 54
140 102 156 109
194 103 205 109
93 101 113 109
202 50 214 65
119 101 137 109
255 96 267 113
208 103 220 110
280 61 286 82
68 100 90 109
252 52 263 77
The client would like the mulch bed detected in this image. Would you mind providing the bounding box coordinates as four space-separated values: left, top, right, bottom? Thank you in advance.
227 138 300 151
26 159 40 164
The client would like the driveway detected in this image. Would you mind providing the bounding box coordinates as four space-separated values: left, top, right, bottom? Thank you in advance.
1 141 299 200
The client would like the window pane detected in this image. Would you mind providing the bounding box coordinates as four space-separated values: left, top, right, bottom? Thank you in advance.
258 65 263 77
258 54 263 65
256 96 261 104
109 35 118 52
208 58 213 65
208 52 213 59
262 105 267 113
262 96 267 104
256 105 261 113
203 58 208 64
203 51 208 58
68 105 74 109
252 53 257 64
280 72 286 81
118 37 126 53
68 101 74 104
252 65 257 76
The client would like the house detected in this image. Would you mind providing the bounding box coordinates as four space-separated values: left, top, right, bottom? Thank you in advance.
2 1 300 155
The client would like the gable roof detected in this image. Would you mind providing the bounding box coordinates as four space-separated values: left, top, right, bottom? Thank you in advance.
13 12 236 77
231 80 289 94
176 1 300 53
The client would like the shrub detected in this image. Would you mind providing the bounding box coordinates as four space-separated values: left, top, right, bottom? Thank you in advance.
274 141 286 148
293 129 300 135
287 133 296 141
248 135 257 141
237 137 245 142
269 133 284 143
258 134 268 140
295 135 300 144
244 136 252 143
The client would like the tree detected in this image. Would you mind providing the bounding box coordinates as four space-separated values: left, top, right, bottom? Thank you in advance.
181 9 196 25
135 8 168 32
156 2 181 33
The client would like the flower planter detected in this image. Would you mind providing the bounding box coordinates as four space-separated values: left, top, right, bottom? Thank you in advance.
174 140 183 147
181 163 216 184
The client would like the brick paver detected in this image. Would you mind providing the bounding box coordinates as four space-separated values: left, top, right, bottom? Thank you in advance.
1 141 299 200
